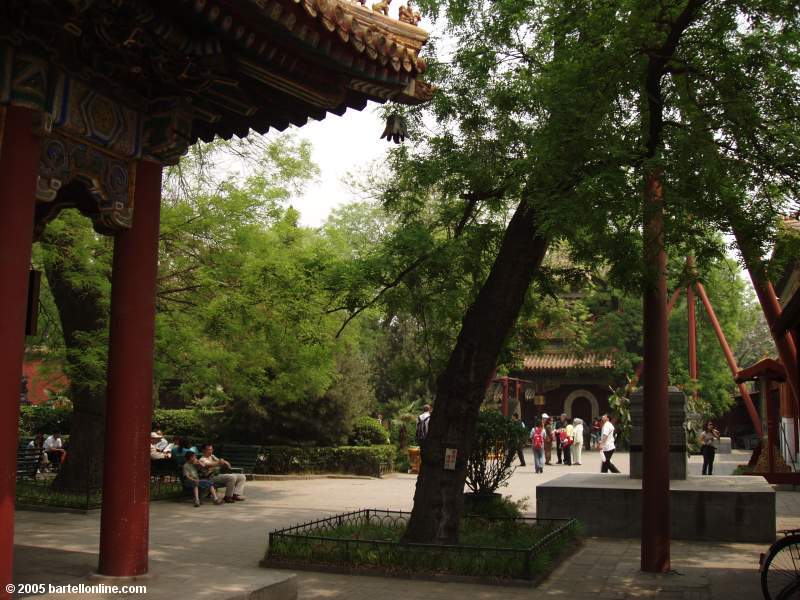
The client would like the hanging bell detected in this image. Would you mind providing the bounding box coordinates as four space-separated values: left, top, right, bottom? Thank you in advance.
380 114 407 144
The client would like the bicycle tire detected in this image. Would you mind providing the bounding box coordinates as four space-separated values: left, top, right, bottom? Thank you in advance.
762 535 800 599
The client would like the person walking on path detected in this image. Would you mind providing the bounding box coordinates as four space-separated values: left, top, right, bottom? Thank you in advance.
700 420 721 475
597 414 620 473
542 414 553 465
512 413 527 466
555 414 568 464
416 404 432 448
530 418 545 474
572 418 584 465
562 420 574 465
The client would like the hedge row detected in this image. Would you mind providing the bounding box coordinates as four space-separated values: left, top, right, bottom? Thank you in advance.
19 405 72 435
255 445 395 477
19 406 222 439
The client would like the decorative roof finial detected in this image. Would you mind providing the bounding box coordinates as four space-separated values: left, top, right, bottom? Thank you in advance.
398 0 421 25
371 0 391 15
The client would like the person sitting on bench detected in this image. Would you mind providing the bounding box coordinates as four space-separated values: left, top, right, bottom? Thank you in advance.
150 431 171 460
27 433 49 470
199 444 246 503
43 432 66 466
182 452 223 507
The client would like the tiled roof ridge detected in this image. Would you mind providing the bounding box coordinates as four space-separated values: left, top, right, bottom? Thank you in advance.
523 351 615 371
251 0 429 75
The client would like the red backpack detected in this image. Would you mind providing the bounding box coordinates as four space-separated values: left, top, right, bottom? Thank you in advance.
531 427 544 450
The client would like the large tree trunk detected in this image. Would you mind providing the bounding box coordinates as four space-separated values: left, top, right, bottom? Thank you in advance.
39 216 109 491
402 200 548 543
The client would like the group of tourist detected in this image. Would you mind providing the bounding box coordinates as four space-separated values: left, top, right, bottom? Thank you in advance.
150 433 247 507
527 413 620 474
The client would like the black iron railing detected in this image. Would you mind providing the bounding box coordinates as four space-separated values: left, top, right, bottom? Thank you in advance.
265 508 577 581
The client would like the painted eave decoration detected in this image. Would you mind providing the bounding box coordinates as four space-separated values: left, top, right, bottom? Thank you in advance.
0 0 432 164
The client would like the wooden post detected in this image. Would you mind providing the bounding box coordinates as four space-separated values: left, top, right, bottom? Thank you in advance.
98 160 162 577
0 106 41 598
641 171 670 573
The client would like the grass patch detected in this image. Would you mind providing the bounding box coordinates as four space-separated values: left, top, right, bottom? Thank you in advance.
16 478 183 510
265 509 579 583
732 464 755 476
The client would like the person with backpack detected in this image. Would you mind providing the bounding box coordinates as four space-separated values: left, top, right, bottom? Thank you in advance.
530 418 546 473
416 404 432 448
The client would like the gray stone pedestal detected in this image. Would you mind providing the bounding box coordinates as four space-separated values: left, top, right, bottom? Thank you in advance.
629 387 688 480
536 473 775 542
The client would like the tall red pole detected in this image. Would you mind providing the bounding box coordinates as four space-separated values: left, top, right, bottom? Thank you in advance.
641 172 670 573
687 282 698 401
694 282 763 435
0 105 41 599
634 287 682 382
98 160 162 577
763 377 776 474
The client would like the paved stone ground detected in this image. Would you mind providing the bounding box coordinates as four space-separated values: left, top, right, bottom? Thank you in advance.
11 448 791 599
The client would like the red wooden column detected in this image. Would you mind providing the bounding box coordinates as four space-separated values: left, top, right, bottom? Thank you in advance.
0 105 42 597
687 283 698 401
641 171 670 573
98 160 162 577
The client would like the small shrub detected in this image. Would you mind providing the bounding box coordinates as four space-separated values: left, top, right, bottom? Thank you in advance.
389 419 414 449
348 416 389 446
465 410 528 495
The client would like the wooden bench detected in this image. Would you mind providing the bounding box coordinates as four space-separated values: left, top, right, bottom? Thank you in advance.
16 447 42 479
216 444 260 479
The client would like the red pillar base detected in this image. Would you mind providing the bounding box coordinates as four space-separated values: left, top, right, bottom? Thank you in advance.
98 160 162 577
0 105 42 598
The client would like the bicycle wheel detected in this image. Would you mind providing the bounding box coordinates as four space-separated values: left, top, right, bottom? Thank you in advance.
762 535 800 599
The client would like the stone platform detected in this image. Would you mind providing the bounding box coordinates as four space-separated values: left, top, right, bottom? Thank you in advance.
537 473 775 542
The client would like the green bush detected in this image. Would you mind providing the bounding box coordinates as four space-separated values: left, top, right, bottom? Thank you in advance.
257 445 394 476
151 408 220 440
348 416 389 446
19 405 73 435
465 409 528 495
389 419 414 448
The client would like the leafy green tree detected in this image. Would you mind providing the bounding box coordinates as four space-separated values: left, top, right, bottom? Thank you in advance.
343 0 800 544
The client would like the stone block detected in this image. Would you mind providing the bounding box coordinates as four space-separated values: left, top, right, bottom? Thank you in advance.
629 388 688 480
536 473 775 543
718 437 732 454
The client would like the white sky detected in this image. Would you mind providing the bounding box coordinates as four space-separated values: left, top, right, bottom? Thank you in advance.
288 103 389 227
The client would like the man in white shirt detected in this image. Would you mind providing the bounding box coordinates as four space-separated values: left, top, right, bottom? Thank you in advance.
43 432 66 465
199 444 246 502
597 414 620 473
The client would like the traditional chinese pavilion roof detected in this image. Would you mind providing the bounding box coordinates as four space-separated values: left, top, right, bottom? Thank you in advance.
735 358 786 384
1 0 431 163
523 352 614 373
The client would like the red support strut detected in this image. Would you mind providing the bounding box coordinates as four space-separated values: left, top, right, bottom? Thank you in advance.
694 282 763 436
98 160 163 577
0 106 42 599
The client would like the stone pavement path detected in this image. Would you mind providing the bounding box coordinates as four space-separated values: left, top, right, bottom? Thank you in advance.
12 449 786 599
